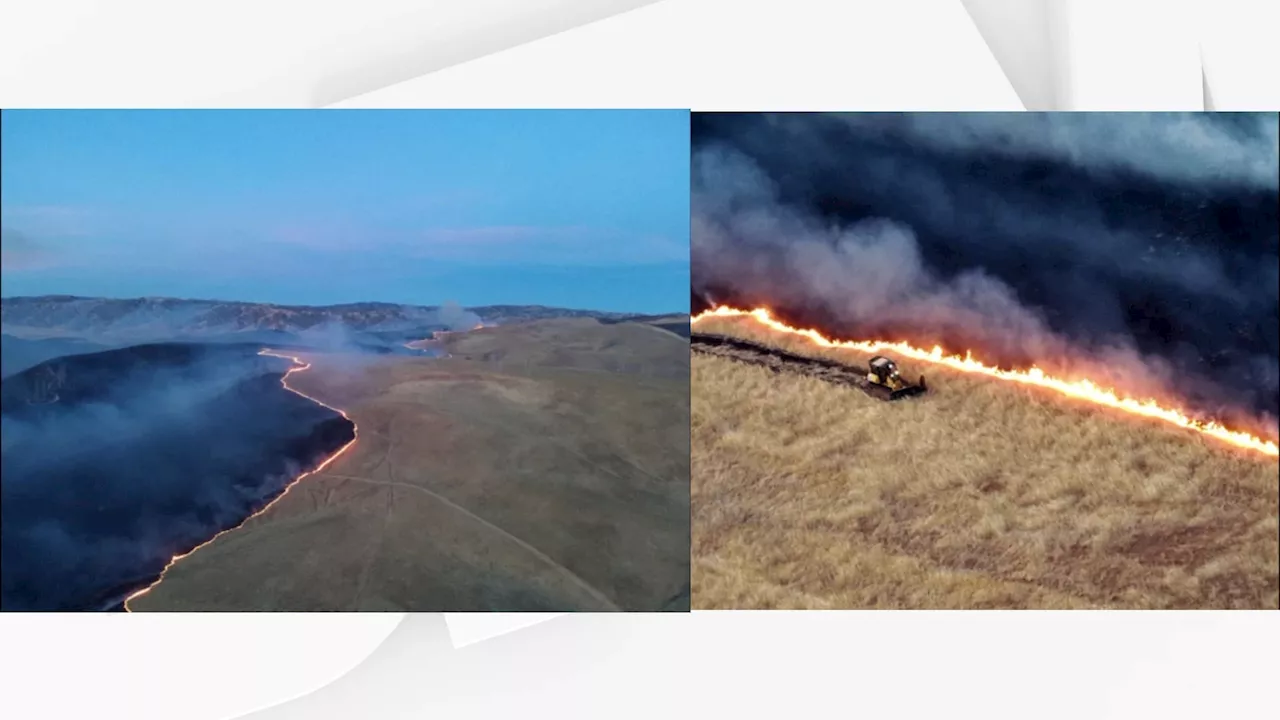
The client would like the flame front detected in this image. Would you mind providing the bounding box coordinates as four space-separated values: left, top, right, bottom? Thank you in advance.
122 349 358 610
693 305 1279 458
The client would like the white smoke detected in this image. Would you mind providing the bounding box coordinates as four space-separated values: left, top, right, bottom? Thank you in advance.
436 301 483 330
823 112 1280 190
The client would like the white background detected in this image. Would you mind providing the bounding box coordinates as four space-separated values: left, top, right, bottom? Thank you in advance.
1 1 1278 718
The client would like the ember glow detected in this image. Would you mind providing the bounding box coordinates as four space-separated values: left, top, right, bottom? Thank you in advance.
694 305 1280 458
122 349 358 610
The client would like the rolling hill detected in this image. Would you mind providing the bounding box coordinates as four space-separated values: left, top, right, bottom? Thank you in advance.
0 295 628 345
127 316 691 612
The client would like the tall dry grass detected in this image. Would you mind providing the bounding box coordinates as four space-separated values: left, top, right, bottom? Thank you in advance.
692 316 1279 609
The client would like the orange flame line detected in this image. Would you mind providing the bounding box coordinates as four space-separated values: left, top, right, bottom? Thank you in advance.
122 349 358 610
693 305 1279 459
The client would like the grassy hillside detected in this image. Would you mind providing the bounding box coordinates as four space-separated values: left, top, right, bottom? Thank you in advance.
691 315 1279 609
434 317 689 378
131 318 690 611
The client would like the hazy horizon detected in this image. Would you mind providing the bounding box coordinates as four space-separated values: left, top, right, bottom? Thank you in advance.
0 291 687 316
1 110 691 314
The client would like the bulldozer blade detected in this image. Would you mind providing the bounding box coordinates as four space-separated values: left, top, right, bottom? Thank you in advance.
859 381 926 402
889 384 928 400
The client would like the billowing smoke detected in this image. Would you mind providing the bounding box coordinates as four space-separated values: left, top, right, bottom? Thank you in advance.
436 301 483 330
693 154 1053 355
0 228 55 270
0 345 353 610
292 320 391 367
818 113 1280 190
692 113 1279 436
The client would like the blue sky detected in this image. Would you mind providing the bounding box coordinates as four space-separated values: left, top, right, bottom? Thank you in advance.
0 110 690 313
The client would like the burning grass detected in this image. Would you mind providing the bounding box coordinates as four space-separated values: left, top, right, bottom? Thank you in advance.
692 314 1280 609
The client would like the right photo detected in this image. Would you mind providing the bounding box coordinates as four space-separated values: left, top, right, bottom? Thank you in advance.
690 112 1280 610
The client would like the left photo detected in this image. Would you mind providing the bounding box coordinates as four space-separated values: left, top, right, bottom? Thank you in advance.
0 109 692 612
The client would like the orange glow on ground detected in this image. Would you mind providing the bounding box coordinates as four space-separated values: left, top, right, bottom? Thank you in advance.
122 349 358 610
693 305 1279 459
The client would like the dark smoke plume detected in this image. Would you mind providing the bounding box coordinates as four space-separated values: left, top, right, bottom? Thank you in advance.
0 344 353 610
692 112 1280 437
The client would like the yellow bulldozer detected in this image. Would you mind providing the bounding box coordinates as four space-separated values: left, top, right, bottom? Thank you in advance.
863 355 927 400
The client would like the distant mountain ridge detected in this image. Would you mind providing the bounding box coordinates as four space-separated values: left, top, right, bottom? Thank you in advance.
0 295 631 341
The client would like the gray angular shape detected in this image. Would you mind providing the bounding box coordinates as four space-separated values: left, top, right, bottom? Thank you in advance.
312 0 666 106
959 0 1070 110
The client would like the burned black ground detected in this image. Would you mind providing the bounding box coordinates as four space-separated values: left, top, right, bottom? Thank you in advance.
0 343 354 611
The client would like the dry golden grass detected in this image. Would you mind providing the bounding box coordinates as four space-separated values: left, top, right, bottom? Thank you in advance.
692 316 1280 609
132 318 690 611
